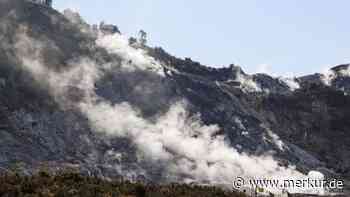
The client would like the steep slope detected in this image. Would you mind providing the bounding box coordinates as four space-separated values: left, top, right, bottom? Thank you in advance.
150 48 350 179
0 0 349 195
0 0 133 178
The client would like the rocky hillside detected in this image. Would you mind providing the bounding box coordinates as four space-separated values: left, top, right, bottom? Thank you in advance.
150 48 350 180
0 0 349 195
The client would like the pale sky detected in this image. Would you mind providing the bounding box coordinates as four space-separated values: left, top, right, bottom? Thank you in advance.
54 0 350 76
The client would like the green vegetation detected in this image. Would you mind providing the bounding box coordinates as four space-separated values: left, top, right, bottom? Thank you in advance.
0 171 246 197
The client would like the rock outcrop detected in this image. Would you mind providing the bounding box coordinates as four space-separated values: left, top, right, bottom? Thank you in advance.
0 0 349 195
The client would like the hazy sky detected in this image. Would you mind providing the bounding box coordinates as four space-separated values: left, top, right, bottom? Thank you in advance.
54 0 350 76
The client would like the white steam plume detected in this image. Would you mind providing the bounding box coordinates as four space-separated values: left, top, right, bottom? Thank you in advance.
96 33 164 76
235 71 262 92
13 27 326 194
279 77 300 91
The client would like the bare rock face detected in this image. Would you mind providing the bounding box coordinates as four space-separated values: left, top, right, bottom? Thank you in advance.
0 0 349 194
153 47 350 177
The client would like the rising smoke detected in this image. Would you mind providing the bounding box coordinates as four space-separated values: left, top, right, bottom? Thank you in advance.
12 15 323 194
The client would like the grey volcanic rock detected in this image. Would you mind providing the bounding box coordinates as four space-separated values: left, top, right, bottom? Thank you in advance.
252 73 290 93
0 0 349 194
150 46 350 182
330 64 350 94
